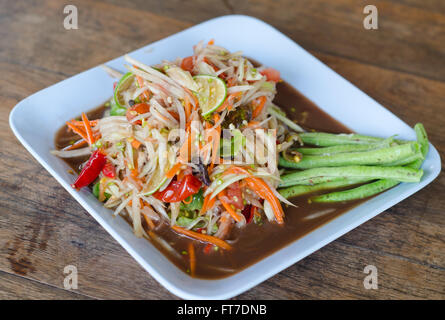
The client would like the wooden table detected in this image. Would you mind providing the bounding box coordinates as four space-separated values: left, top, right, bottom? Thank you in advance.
0 0 444 300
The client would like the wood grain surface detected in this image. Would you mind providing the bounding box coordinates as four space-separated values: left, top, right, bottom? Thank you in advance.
0 0 444 300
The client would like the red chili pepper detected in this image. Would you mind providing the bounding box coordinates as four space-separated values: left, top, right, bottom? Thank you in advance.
102 162 116 178
71 150 107 189
153 174 201 203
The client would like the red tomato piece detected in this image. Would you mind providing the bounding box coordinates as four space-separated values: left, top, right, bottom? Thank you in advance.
181 56 194 73
153 175 201 203
126 103 150 125
226 181 244 210
260 68 281 82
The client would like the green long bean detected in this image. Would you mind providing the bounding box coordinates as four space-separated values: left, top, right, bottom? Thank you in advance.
282 176 353 186
279 165 423 187
383 153 423 167
296 138 394 155
310 124 429 203
279 142 421 169
279 178 372 199
299 132 385 147
309 179 399 203
408 123 429 170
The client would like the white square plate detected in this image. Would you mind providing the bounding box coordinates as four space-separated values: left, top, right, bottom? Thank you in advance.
9 15 441 299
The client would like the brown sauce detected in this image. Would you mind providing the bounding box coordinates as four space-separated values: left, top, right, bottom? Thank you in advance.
55 106 107 172
55 81 366 279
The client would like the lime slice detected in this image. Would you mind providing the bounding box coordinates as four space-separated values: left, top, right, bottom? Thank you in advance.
114 72 135 109
193 75 227 117
143 161 173 195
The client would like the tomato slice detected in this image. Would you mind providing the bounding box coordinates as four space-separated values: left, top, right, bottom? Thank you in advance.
126 103 150 124
153 175 201 203
226 181 244 210
181 56 194 73
260 68 280 82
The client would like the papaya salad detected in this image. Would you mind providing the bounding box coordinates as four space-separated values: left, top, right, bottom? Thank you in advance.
53 40 428 278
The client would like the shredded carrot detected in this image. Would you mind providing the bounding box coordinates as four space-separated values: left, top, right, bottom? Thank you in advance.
201 193 216 215
183 87 199 108
64 139 87 151
167 110 180 121
204 57 219 72
246 120 260 128
252 96 267 118
253 184 283 222
178 127 192 162
207 196 216 211
227 77 237 87
200 142 212 161
131 138 142 149
81 113 94 145
166 163 182 179
246 176 284 224
218 191 242 223
202 121 213 161
130 166 140 178
225 166 284 224
201 194 217 215
201 194 209 215
143 213 155 229
124 175 143 191
66 122 89 142
172 226 232 250
188 242 196 276
184 95 191 121
128 198 144 208
142 203 156 230
216 92 242 112
136 76 150 101
154 111 170 122
71 120 99 127
209 113 221 172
